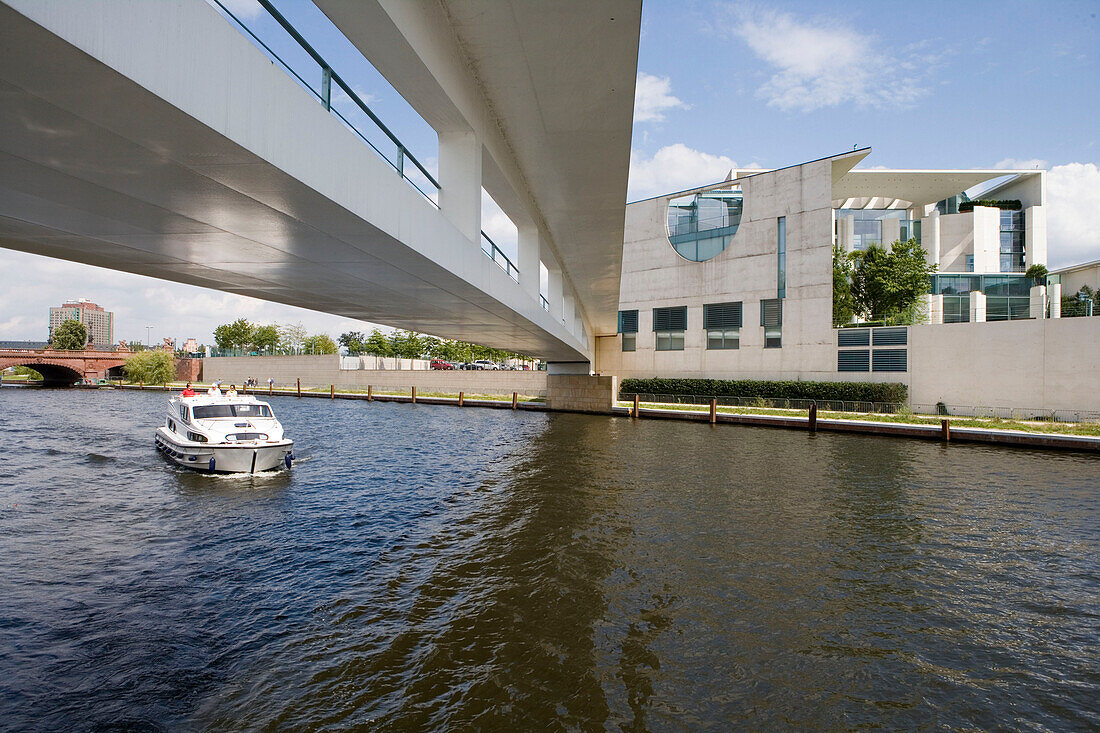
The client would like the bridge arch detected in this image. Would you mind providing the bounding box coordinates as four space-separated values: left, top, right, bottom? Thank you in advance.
0 359 83 386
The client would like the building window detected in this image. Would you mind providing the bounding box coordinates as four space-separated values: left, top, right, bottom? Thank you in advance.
704 302 741 350
777 217 786 299
760 298 782 348
618 309 638 352
1000 209 1025 273
667 187 743 262
653 306 687 351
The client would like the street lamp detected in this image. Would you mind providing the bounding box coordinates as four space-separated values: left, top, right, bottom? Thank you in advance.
145 325 155 348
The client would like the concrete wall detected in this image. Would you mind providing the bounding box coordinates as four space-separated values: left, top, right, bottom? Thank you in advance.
202 355 546 395
906 317 1100 413
939 211 975 272
601 158 837 380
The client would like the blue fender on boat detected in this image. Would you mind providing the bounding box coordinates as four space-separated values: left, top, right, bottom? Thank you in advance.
209 457 216 472
284 453 293 469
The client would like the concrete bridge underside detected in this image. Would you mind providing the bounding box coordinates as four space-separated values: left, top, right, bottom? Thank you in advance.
0 0 640 365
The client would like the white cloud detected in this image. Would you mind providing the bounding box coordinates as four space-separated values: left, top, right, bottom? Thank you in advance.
1046 163 1100 269
994 157 1049 170
731 9 934 112
629 144 755 200
633 72 689 123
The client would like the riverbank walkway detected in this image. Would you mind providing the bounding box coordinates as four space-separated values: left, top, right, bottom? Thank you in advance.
89 381 1100 454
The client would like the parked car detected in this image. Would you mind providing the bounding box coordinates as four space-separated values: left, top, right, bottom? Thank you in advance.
471 359 498 370
430 359 455 370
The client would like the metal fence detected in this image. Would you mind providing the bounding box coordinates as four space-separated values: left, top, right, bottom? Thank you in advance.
619 393 904 415
620 393 1100 424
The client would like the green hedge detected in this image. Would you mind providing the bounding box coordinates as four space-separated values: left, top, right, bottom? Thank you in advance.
619 378 907 404
958 199 1021 212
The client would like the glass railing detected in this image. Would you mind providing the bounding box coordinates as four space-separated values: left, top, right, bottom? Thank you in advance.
211 0 440 207
480 232 519 282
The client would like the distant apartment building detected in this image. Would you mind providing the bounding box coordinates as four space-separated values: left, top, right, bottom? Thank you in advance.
49 299 113 347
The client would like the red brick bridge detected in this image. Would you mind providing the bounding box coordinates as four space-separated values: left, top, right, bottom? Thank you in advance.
0 348 128 385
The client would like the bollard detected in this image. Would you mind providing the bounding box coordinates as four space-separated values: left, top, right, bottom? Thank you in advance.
512 392 518 410
710 398 717 424
809 403 817 432
330 384 335 399
139 380 143 390
458 391 464 407
411 386 417 404
297 378 301 398
367 385 373 401
633 394 640 418
941 418 950 442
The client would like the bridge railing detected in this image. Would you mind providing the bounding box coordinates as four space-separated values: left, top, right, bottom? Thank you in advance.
479 231 520 282
210 0 441 207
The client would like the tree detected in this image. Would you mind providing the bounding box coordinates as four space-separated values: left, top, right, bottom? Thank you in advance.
362 328 393 357
1025 263 1048 287
123 350 176 384
51 319 87 350
250 324 280 354
850 238 936 324
302 333 338 354
389 330 425 359
278 322 307 354
12 366 43 380
213 318 254 350
339 331 367 354
832 245 856 327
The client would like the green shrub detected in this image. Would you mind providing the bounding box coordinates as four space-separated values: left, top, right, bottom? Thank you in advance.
620 378 907 404
124 350 176 384
958 199 1021 212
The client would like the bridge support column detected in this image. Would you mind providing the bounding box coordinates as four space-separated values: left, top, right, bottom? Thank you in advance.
563 292 576 335
438 130 482 243
543 247 564 324
517 224 541 302
546 364 616 414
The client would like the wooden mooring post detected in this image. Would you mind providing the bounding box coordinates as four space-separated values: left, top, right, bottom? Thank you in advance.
411 386 417 403
330 384 335 399
809 403 817 432
268 382 273 395
367 385 373 401
458 391 464 407
139 380 143 390
941 419 950 442
709 398 717 424
512 392 518 410
633 394 639 418
296 378 301 398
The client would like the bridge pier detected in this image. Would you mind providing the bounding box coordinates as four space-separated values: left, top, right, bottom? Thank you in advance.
545 363 616 414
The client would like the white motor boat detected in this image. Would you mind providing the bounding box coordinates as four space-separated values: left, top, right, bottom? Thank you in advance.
155 393 294 473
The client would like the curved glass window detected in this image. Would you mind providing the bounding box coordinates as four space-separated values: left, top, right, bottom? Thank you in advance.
667 187 743 261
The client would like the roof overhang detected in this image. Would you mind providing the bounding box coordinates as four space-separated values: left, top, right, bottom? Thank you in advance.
832 169 1042 209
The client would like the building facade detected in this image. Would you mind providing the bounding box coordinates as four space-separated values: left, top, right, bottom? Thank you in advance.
592 149 1100 413
49 299 113 347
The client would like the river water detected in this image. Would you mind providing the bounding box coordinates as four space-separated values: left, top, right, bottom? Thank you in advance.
0 388 1097 731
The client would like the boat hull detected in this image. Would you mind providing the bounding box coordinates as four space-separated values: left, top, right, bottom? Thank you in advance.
155 428 293 473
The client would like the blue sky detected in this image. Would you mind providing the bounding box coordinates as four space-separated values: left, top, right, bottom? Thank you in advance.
2 0 1098 344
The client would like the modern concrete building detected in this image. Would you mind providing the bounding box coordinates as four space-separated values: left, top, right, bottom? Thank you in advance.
595 149 1099 413
1051 259 1100 297
49 299 114 347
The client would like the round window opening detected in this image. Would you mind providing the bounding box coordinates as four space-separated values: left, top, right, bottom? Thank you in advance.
667 186 743 262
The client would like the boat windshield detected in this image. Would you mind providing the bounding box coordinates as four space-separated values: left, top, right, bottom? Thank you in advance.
192 403 273 419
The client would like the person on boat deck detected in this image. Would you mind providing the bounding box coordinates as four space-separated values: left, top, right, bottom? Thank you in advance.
181 382 196 397
226 384 239 398
208 382 222 397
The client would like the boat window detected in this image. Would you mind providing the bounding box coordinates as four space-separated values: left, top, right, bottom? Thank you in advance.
228 432 268 441
232 403 272 418
192 404 273 419
179 404 189 422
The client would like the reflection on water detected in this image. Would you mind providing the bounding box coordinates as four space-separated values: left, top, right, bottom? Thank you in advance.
0 389 1097 731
